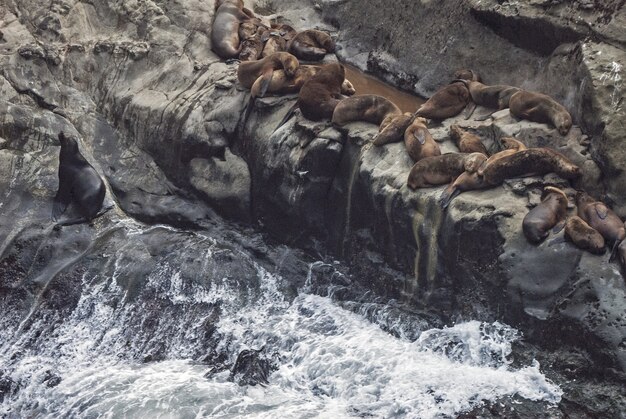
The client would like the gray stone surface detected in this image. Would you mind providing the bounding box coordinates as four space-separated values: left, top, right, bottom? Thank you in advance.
0 0 625 415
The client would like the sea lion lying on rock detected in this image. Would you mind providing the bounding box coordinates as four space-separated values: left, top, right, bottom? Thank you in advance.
404 117 440 162
288 29 335 61
237 52 299 94
449 125 488 155
415 81 470 120
211 0 251 59
331 94 401 126
576 191 625 258
509 90 573 136
440 136 527 208
464 81 520 110
523 186 568 244
564 216 606 255
479 148 580 186
261 24 296 57
240 64 355 129
372 113 415 146
239 21 267 61
407 152 487 190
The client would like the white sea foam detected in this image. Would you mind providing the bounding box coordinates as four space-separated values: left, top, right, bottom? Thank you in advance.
0 232 562 418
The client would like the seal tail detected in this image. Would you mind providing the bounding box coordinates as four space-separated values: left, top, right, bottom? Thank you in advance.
274 101 299 132
440 185 461 210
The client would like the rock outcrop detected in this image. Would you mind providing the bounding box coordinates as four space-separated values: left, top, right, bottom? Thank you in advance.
1 0 625 416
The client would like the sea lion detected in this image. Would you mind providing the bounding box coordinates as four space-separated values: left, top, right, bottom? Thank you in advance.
288 29 335 61
249 64 355 99
522 186 568 244
480 147 580 186
449 125 488 155
509 90 573 135
373 112 415 146
52 132 106 225
415 81 470 120
239 23 267 61
564 216 606 255
464 81 521 110
331 94 401 126
211 0 249 59
576 191 625 258
240 65 354 129
407 152 486 190
454 69 481 82
261 24 296 57
296 62 346 121
440 136 526 208
237 52 299 95
404 117 441 162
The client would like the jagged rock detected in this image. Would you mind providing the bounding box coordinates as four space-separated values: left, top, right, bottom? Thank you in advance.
0 0 625 416
189 150 252 222
229 348 275 386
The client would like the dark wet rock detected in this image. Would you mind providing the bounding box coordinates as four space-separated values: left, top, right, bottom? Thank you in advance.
229 348 276 386
0 0 625 416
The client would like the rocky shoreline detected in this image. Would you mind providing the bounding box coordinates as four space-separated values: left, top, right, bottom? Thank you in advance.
1 0 625 416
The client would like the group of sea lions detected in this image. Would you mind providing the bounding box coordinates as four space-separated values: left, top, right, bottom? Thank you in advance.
210 2 626 275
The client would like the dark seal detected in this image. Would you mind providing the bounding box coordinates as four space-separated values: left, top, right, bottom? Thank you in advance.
52 132 106 225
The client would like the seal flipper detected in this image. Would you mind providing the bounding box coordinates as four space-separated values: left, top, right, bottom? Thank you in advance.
414 129 427 145
608 240 621 263
552 220 566 234
259 70 274 97
440 184 461 209
274 101 299 132
547 235 567 246
239 95 256 132
595 203 609 220
54 205 113 228
52 183 71 221
464 103 477 120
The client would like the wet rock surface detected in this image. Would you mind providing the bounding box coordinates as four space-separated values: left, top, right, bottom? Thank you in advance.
0 0 625 417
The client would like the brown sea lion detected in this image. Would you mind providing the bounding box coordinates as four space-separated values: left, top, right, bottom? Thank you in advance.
404 117 441 162
449 125 488 155
523 186 568 244
509 90 573 136
464 81 521 110
237 52 299 94
454 69 481 82
407 152 486 190
261 24 297 58
564 216 606 255
480 148 580 186
211 0 249 59
239 23 267 61
373 113 415 146
288 29 335 61
241 64 354 130
415 81 470 120
273 62 346 129
331 94 401 126
441 136 526 208
576 191 625 258
250 65 355 99
297 62 345 121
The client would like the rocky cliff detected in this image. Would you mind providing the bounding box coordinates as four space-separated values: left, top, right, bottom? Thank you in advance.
1 0 625 416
